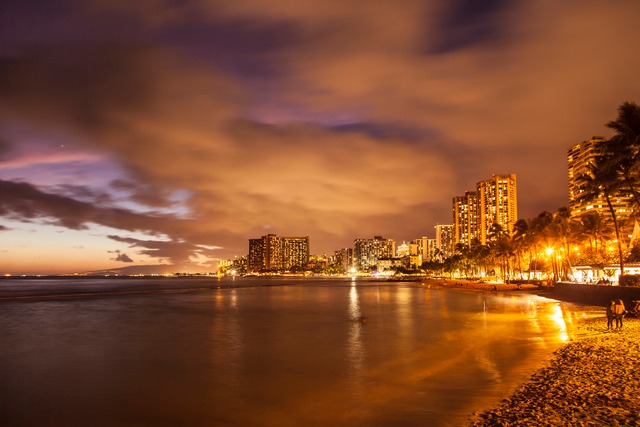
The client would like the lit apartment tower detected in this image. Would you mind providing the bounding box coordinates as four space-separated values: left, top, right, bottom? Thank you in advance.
353 236 395 272
434 224 454 259
568 136 603 217
247 234 310 272
283 237 310 270
567 136 634 220
411 236 437 262
248 237 267 272
333 248 354 274
476 174 518 244
452 191 478 247
408 241 422 268
425 238 437 261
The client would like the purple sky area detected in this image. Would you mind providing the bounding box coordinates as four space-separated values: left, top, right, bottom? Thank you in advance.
1 0 639 274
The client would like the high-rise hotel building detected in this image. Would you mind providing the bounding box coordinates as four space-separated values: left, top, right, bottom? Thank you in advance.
353 236 395 272
453 174 518 246
247 234 310 272
477 174 518 244
567 136 634 221
434 224 454 259
452 191 479 247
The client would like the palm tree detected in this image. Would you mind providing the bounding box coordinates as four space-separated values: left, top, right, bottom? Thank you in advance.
529 211 554 280
468 238 488 278
512 218 531 280
576 158 626 278
453 243 473 278
576 210 614 256
547 207 578 280
492 236 514 283
486 223 512 282
604 102 640 210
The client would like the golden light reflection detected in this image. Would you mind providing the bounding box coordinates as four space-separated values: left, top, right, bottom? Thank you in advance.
347 285 364 391
211 288 242 388
348 285 360 319
548 303 569 342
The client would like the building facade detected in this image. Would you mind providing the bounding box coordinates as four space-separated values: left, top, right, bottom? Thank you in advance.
453 174 518 247
332 248 354 274
476 174 518 244
567 136 634 221
434 224 454 259
353 236 395 272
247 234 310 273
412 236 437 263
452 191 478 247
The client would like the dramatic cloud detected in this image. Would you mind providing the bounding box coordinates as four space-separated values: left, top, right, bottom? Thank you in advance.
110 250 134 263
0 179 213 265
108 235 218 266
0 0 639 273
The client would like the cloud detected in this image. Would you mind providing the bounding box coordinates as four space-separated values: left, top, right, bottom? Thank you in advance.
0 151 103 170
0 37 460 252
0 179 160 231
109 250 134 263
108 235 217 266
0 179 214 263
0 137 10 158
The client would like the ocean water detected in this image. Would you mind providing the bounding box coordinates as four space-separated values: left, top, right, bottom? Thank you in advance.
0 277 590 426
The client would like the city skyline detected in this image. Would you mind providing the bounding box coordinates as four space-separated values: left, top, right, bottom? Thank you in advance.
1 1 640 275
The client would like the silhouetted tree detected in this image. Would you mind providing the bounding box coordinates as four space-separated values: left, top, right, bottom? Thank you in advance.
604 101 640 210
577 157 625 277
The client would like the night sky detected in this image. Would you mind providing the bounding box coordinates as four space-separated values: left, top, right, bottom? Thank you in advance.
1 1 639 274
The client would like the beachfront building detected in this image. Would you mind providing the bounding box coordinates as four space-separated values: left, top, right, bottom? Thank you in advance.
412 236 437 263
434 224 454 259
353 236 395 272
217 255 247 276
453 174 518 246
376 257 406 274
408 241 422 267
476 174 518 244
332 248 355 274
247 234 310 273
567 136 634 222
452 191 479 247
306 254 328 273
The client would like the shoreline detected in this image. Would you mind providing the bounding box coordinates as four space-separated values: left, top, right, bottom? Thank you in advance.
467 317 640 426
427 279 640 426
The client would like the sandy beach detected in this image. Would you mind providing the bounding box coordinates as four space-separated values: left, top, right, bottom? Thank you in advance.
426 279 640 426
468 317 640 426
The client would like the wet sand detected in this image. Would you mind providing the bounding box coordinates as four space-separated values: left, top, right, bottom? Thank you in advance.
426 279 639 426
468 317 640 426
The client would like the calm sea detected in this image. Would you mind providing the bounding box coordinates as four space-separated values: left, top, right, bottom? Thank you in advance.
0 277 592 426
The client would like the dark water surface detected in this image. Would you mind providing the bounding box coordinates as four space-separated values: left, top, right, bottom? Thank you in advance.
0 277 591 426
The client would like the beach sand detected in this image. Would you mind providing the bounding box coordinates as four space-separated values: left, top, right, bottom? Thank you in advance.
426 279 639 426
468 317 640 426
422 278 542 293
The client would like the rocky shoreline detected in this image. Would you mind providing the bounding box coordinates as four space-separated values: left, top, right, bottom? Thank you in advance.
465 300 640 426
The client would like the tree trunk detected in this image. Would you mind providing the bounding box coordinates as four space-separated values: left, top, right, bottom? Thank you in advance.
605 193 625 278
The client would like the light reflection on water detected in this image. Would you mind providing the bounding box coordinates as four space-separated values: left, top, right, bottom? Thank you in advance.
0 278 591 426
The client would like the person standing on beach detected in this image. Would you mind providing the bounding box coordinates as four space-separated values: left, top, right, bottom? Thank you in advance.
614 299 626 328
606 301 615 329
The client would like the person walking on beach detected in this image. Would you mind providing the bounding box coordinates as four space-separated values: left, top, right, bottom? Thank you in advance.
606 300 615 329
614 299 626 328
